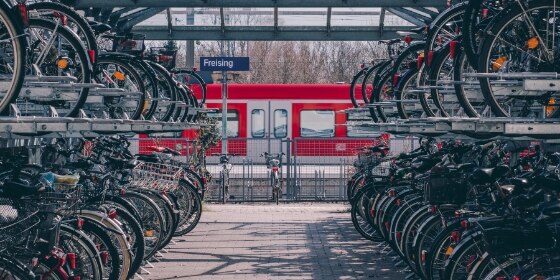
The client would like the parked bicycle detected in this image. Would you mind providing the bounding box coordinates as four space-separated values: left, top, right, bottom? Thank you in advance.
212 153 237 203
261 152 285 205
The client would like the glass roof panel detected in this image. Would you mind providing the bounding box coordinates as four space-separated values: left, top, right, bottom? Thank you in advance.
277 8 327 26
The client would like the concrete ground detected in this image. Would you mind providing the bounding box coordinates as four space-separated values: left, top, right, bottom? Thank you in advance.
143 203 404 280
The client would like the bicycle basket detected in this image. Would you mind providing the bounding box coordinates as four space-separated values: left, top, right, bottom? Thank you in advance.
425 166 468 205
371 161 391 178
21 183 81 217
130 162 184 191
0 197 40 251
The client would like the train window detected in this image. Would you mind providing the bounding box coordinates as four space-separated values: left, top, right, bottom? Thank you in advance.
207 109 239 137
251 109 265 138
274 109 288 138
300 110 335 138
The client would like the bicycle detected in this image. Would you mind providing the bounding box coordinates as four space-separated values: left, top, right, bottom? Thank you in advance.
212 154 236 203
261 152 285 205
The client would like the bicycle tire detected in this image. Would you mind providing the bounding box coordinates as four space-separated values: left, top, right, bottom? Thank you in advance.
121 191 166 260
58 224 103 280
0 2 26 116
477 0 560 117
92 53 146 120
173 181 202 236
74 217 121 280
0 255 34 280
28 2 97 65
23 18 91 117
144 60 177 122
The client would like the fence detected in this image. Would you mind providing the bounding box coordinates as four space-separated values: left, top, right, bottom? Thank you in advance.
129 136 418 202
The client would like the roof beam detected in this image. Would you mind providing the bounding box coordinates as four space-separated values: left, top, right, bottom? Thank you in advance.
326 7 332 34
166 8 173 36
133 25 409 41
386 8 427 26
220 7 225 33
273 7 278 32
378 8 386 35
117 8 165 32
72 0 446 8
409 7 439 18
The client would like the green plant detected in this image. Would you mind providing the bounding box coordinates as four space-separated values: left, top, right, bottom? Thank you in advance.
190 112 220 179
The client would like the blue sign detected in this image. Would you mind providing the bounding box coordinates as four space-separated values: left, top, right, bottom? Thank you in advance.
199 57 250 71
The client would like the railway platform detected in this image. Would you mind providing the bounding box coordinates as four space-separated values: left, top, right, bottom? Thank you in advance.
143 203 404 280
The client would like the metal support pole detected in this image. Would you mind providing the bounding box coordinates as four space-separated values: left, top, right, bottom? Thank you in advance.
242 158 246 200
221 71 228 155
185 8 195 68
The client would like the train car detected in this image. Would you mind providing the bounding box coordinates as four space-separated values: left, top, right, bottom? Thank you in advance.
139 84 387 158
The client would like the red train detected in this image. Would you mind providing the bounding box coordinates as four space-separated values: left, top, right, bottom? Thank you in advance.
140 84 387 157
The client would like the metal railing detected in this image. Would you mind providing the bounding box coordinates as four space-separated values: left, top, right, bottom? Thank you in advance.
129 136 418 202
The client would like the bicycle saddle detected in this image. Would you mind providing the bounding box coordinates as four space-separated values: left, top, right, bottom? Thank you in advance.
136 154 160 163
106 157 138 169
470 165 510 184
379 38 402 45
510 177 531 188
88 20 112 35
369 146 390 153
146 146 181 156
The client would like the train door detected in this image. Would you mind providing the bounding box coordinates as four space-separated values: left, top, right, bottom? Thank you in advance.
247 101 291 155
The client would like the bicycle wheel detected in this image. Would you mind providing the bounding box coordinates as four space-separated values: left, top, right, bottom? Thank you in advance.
109 206 145 279
28 2 97 65
444 231 486 280
351 187 384 242
425 219 463 280
75 218 121 280
134 189 176 251
412 214 447 279
424 2 467 57
172 69 207 107
172 85 188 122
19 18 91 117
462 0 502 66
173 181 202 236
0 255 34 280
92 54 146 120
477 0 560 118
145 61 177 122
78 211 132 280
350 67 367 108
394 67 426 119
121 191 165 260
58 225 102 280
0 2 26 115
428 40 470 117
374 42 428 122
452 44 490 118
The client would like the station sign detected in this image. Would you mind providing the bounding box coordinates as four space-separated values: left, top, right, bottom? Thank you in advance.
199 57 250 71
